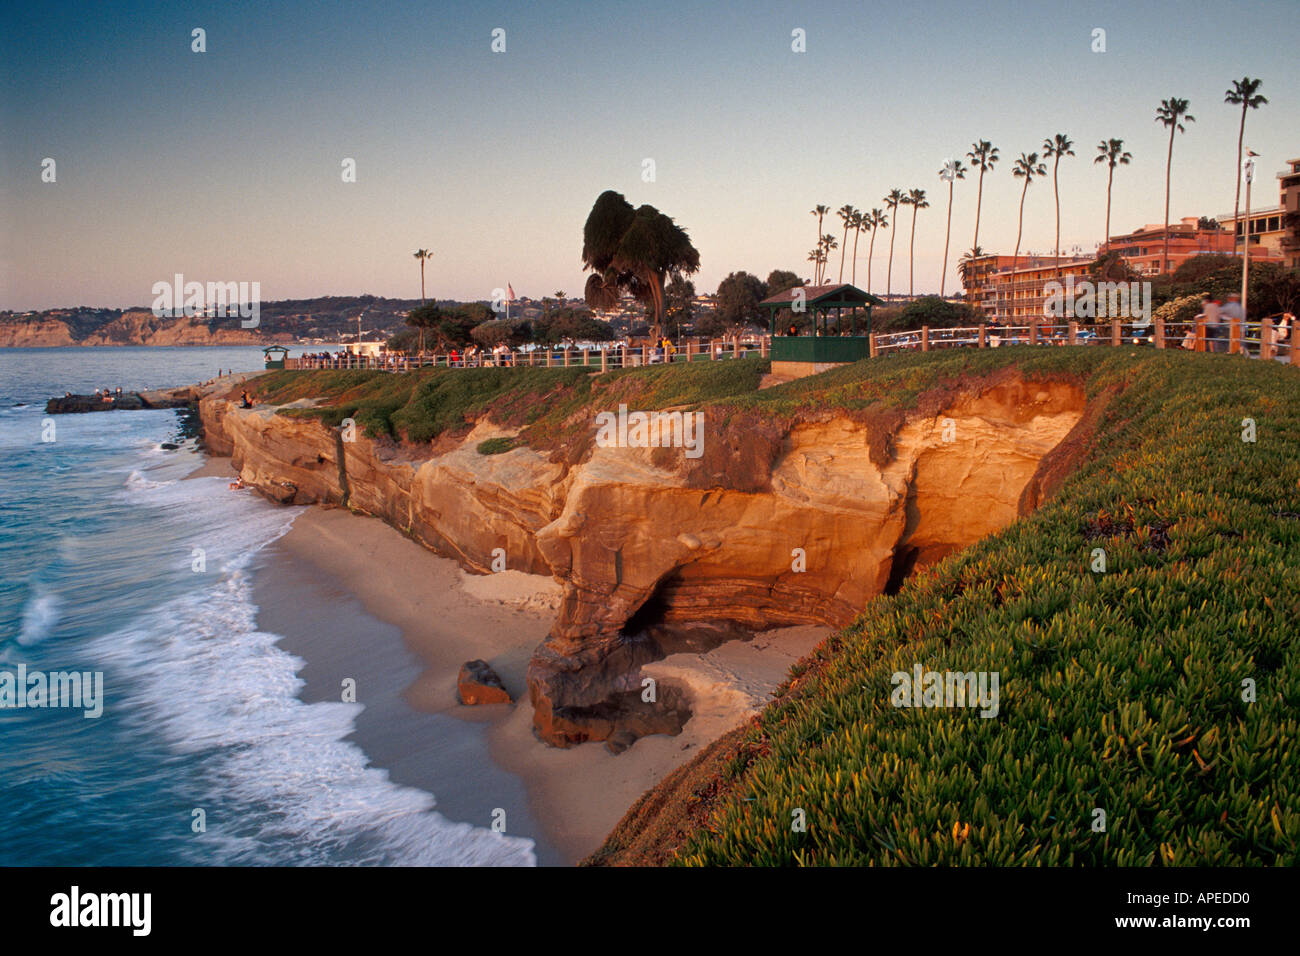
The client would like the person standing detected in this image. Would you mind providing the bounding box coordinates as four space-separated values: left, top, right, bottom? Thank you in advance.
1221 294 1245 354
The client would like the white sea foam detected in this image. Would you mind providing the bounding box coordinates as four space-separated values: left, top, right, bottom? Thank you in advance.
93 469 536 866
18 582 61 646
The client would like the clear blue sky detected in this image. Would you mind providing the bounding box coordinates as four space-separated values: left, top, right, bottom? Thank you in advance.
2 0 1296 310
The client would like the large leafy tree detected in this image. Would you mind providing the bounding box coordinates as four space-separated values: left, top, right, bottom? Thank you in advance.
765 269 804 297
533 308 615 345
1155 97 1195 274
582 190 700 342
1043 133 1075 277
1225 78 1267 256
666 275 695 338
1094 138 1133 247
715 271 767 329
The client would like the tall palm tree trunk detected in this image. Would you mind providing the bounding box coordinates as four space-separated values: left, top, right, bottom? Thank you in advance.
851 226 861 285
1012 179 1030 319
839 224 849 283
1232 105 1246 256
973 168 986 251
909 205 919 297
1053 157 1062 278
1104 165 1114 247
941 180 954 297
814 220 820 284
866 227 878 295
1163 125 1175 274
887 222 897 299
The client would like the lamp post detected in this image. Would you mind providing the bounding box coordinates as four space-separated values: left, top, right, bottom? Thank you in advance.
1241 152 1257 321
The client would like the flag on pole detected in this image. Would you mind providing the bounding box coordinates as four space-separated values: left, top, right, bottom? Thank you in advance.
507 283 516 302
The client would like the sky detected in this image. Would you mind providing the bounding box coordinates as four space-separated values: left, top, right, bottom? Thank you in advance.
1 0 1297 311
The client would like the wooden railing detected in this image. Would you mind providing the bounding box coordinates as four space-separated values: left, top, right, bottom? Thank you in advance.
281 316 1298 371
868 315 1297 364
286 336 769 371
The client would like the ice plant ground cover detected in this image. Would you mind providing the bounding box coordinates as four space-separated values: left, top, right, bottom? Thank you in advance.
670 346 1299 866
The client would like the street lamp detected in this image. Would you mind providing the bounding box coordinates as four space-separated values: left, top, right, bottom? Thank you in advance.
1242 151 1257 320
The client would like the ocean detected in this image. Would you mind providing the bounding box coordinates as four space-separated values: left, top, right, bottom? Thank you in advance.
0 347 536 866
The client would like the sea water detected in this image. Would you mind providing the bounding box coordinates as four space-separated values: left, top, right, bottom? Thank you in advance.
0 347 535 865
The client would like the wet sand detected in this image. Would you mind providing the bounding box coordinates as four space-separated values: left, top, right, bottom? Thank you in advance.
246 502 828 865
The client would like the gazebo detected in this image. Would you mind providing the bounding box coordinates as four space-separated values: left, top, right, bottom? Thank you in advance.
263 345 290 370
760 283 882 378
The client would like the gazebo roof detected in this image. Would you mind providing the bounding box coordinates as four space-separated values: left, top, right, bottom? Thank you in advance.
759 283 883 307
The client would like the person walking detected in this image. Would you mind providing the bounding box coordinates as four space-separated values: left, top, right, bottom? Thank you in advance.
1200 298 1224 353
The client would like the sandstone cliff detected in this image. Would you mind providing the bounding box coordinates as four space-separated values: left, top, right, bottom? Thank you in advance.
0 310 291 347
199 374 1086 749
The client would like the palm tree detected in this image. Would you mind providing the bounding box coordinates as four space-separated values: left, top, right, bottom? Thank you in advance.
808 247 826 283
413 249 433 303
554 290 565 302
1042 134 1075 277
810 205 830 283
865 208 886 295
820 233 838 283
1154 97 1195 274
884 189 905 300
905 188 929 298
412 249 433 353
966 140 1000 254
1093 139 1132 249
938 160 967 297
958 245 986 302
836 205 857 283
849 210 865 285
1225 78 1267 256
1010 153 1047 301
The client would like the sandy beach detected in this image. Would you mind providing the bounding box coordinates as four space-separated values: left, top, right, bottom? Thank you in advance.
199 450 828 864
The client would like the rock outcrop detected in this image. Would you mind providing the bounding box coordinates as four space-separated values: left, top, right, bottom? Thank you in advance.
199 375 1087 749
45 386 198 414
457 660 512 705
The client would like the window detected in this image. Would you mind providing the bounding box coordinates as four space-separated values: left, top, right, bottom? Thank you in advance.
1268 216 1280 232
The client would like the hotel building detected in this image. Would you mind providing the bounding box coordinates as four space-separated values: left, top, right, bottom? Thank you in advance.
1217 156 1300 270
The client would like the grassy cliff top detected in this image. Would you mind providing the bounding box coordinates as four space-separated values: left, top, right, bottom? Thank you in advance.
589 347 1300 866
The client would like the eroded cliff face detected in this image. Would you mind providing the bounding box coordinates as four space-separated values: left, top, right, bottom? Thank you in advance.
199 376 1086 748
0 310 291 347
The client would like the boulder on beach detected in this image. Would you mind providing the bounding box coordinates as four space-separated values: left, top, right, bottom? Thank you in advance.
457 660 512 705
